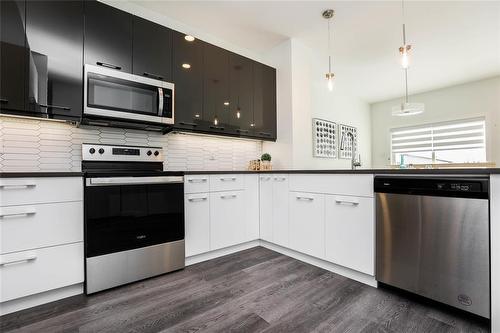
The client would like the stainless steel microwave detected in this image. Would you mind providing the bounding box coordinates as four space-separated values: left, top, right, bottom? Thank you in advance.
83 64 174 126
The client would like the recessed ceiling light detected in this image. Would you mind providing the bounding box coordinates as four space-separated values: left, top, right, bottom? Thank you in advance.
182 63 191 69
223 101 230 106
184 35 195 42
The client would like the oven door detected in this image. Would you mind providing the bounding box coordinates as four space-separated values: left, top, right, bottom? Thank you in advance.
84 64 174 125
84 176 184 258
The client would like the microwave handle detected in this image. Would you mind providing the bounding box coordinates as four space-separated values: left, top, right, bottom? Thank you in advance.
158 88 164 117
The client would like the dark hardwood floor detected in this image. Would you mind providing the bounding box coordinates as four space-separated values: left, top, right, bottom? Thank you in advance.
1 246 489 333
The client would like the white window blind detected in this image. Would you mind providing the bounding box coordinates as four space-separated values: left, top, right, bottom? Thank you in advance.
391 118 486 164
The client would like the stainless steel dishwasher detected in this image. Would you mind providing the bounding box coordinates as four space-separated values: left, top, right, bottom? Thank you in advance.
375 176 490 318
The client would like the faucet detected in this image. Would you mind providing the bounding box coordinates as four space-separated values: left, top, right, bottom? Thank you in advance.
340 131 361 170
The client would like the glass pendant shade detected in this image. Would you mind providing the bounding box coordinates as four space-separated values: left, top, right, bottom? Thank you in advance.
392 102 425 116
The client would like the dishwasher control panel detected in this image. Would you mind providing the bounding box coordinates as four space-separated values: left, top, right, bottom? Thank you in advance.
375 176 489 199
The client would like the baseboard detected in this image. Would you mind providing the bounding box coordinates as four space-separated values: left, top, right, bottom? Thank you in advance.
259 240 378 288
0 283 83 316
186 240 260 266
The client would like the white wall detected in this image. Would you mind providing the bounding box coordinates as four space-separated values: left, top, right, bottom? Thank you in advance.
262 40 294 169
263 38 372 170
370 76 500 168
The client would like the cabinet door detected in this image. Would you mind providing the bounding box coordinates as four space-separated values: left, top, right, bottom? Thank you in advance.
172 31 205 131
325 195 374 275
259 175 273 242
272 175 289 247
229 52 254 136
25 0 83 118
84 0 132 72
203 44 230 134
0 0 26 113
210 190 245 250
289 192 325 258
185 193 210 257
244 175 260 242
253 62 276 140
133 16 172 82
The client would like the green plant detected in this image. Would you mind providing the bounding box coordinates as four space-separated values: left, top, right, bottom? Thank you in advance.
261 153 271 162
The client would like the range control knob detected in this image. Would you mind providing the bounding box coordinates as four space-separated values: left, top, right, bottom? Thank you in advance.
89 148 96 154
146 150 152 156
154 150 159 156
98 148 105 154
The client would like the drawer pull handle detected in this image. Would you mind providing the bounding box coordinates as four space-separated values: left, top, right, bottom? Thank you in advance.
179 122 198 127
143 72 164 80
335 199 359 206
188 178 207 183
0 208 36 219
220 177 236 182
274 177 286 181
0 183 36 189
188 197 208 202
39 104 71 111
297 196 314 201
0 252 37 266
96 61 121 70
221 194 237 199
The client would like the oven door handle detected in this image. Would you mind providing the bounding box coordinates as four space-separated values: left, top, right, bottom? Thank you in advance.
158 88 164 117
87 176 183 186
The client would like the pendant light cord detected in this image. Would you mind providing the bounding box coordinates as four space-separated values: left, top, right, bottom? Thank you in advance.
402 0 408 105
328 17 332 73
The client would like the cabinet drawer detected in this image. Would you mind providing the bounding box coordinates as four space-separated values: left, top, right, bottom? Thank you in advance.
184 175 210 194
0 177 83 206
0 201 83 254
0 242 84 302
209 174 244 192
289 174 373 197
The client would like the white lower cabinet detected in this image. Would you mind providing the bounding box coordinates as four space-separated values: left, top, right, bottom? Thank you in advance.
210 190 245 250
184 193 210 257
0 242 84 302
259 175 274 242
325 195 374 275
272 175 289 247
289 192 325 259
259 174 289 246
244 175 260 242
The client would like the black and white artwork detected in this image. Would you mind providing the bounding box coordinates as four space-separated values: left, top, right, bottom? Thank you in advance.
313 118 337 158
339 124 358 159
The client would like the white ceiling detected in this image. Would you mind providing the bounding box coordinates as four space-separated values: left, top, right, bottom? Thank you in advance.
131 1 500 103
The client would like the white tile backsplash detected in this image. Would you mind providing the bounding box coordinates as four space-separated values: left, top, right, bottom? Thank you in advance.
0 116 262 172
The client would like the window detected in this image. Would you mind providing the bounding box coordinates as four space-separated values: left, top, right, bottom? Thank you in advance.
391 118 486 165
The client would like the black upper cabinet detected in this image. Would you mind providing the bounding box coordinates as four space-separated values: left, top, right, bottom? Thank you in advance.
133 17 172 81
25 0 83 119
84 1 132 72
229 53 254 136
203 44 230 132
172 31 205 130
0 1 26 113
253 62 277 140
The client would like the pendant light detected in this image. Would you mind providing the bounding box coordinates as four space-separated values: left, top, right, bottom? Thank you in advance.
392 0 424 116
323 9 335 91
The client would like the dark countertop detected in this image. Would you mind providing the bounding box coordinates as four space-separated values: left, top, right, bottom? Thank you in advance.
2 168 499 178
0 172 84 178
184 168 500 175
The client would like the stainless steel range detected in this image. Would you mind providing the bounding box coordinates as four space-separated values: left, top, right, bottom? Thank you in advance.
82 143 185 294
